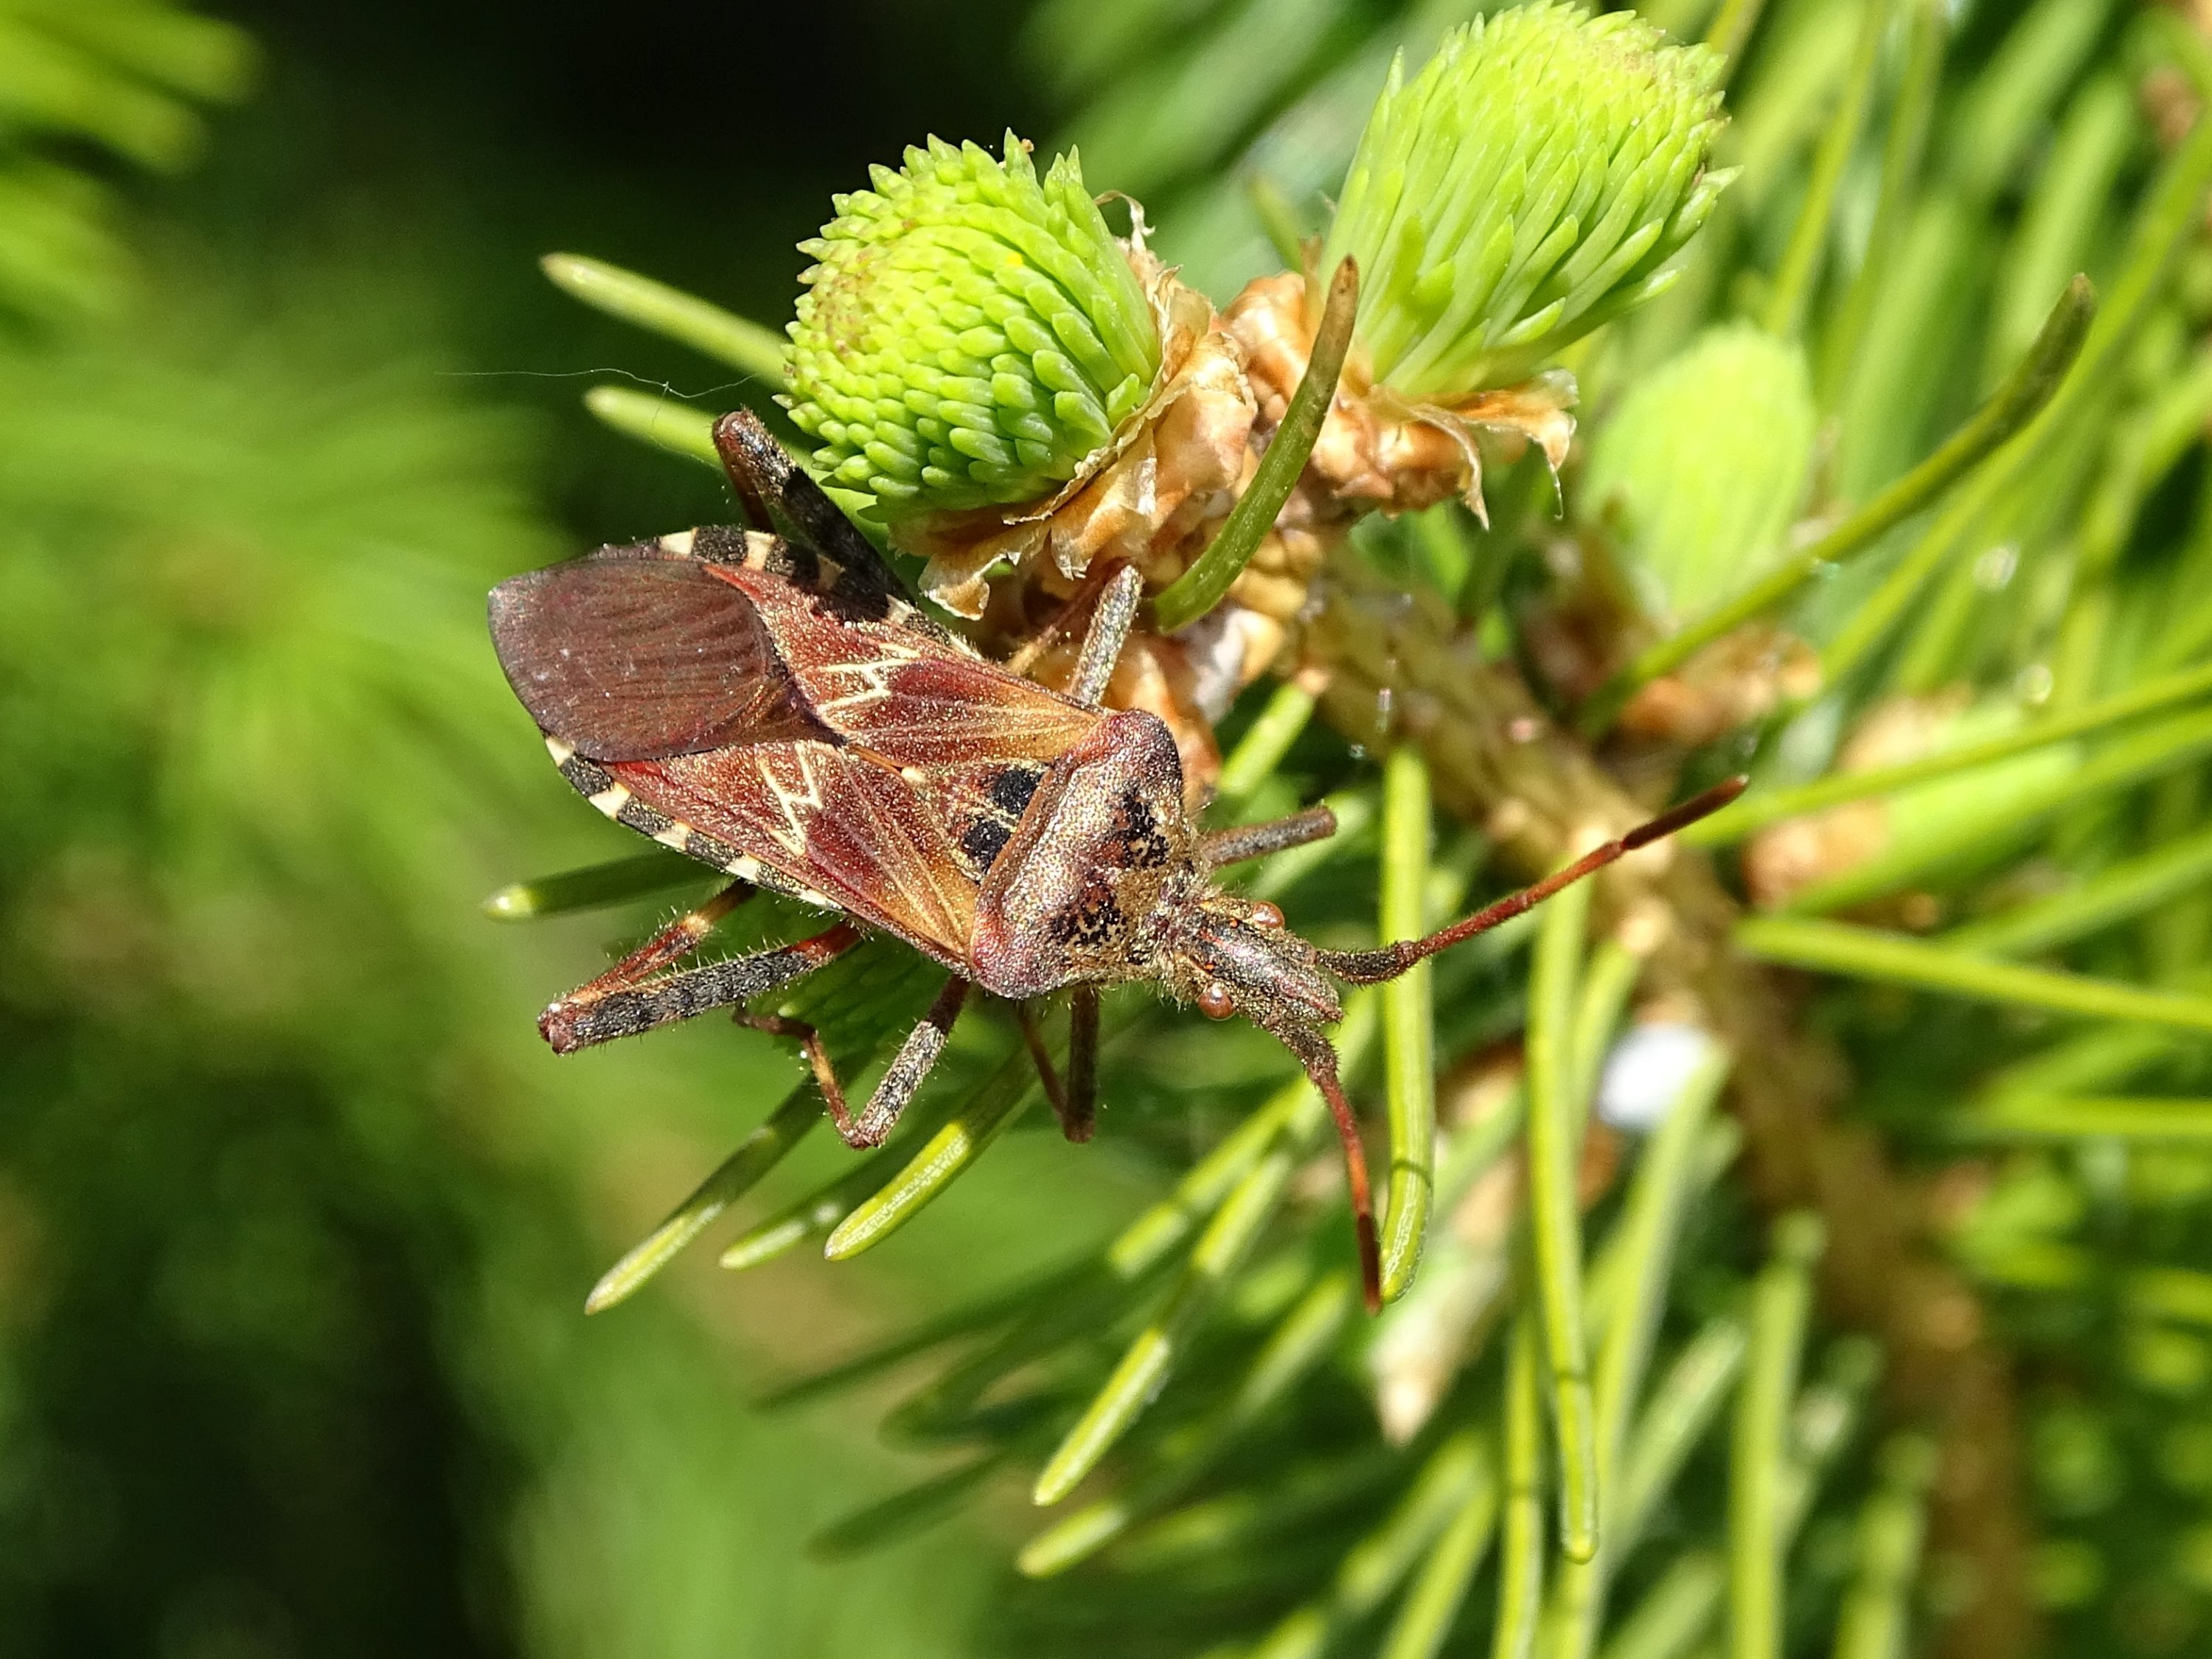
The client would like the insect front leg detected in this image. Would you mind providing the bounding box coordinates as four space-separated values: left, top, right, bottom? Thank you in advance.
1200 804 1338 867
1013 988 1100 1143
742 975 970 1148
1014 999 1077 1141
540 907 861 1052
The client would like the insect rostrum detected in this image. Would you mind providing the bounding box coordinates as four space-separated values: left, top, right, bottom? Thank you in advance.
490 410 1740 1310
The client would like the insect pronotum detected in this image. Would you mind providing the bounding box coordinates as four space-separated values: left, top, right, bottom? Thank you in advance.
490 411 1743 1310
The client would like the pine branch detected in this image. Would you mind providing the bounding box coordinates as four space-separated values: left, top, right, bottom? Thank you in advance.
1298 547 2036 1658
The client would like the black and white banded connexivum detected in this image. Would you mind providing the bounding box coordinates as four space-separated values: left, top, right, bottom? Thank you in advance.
489 411 1742 1310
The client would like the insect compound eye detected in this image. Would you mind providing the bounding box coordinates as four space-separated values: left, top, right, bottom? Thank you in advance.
1197 982 1237 1020
1247 901 1284 929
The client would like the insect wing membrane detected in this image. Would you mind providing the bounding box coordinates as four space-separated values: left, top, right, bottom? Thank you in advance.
501 540 1117 970
489 552 829 760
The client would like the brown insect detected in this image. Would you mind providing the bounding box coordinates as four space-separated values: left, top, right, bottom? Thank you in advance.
490 411 1742 1310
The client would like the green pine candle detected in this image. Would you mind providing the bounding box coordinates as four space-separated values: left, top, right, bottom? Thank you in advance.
784 133 1162 518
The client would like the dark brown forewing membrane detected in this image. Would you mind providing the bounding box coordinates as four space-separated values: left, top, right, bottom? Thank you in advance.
488 552 832 760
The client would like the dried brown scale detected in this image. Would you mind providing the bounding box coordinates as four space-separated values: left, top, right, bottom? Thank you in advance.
1615 625 1822 748
1742 690 1970 915
1296 547 2034 1659
1217 274 1824 745
899 248 1257 620
1225 271 1576 520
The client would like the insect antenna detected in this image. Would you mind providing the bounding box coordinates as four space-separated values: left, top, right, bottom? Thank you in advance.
1314 775 1747 985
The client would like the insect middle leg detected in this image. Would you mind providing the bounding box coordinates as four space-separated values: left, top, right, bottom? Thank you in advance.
539 888 862 1052
1012 987 1102 1143
742 975 971 1149
1065 985 1100 1144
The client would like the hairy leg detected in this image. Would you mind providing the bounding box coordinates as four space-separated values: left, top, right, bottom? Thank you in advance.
540 908 861 1052
739 974 970 1149
1200 804 1338 867
1063 985 1100 1144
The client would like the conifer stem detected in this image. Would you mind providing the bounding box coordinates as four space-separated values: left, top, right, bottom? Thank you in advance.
1155 257 1354 630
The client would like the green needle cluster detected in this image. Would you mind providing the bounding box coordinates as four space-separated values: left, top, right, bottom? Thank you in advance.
1322 1 1730 400
783 132 1161 516
1582 322 1815 619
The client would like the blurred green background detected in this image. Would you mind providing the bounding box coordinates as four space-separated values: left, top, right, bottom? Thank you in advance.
23 4 2212 1658
0 4 1155 1655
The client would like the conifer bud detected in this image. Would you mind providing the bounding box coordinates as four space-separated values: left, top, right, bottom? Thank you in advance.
784 133 1162 517
1324 2 1729 402
1584 322 1814 619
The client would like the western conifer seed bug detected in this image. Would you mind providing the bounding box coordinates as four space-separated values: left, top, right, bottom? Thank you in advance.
490 411 1743 1310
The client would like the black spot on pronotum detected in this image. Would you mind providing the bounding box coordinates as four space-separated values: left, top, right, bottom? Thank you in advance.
1049 884 1126 950
1110 788 1170 869
988 765 1044 817
961 816 1014 872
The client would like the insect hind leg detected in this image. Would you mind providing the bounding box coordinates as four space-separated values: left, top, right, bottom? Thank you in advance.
540 909 860 1052
711 409 783 532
